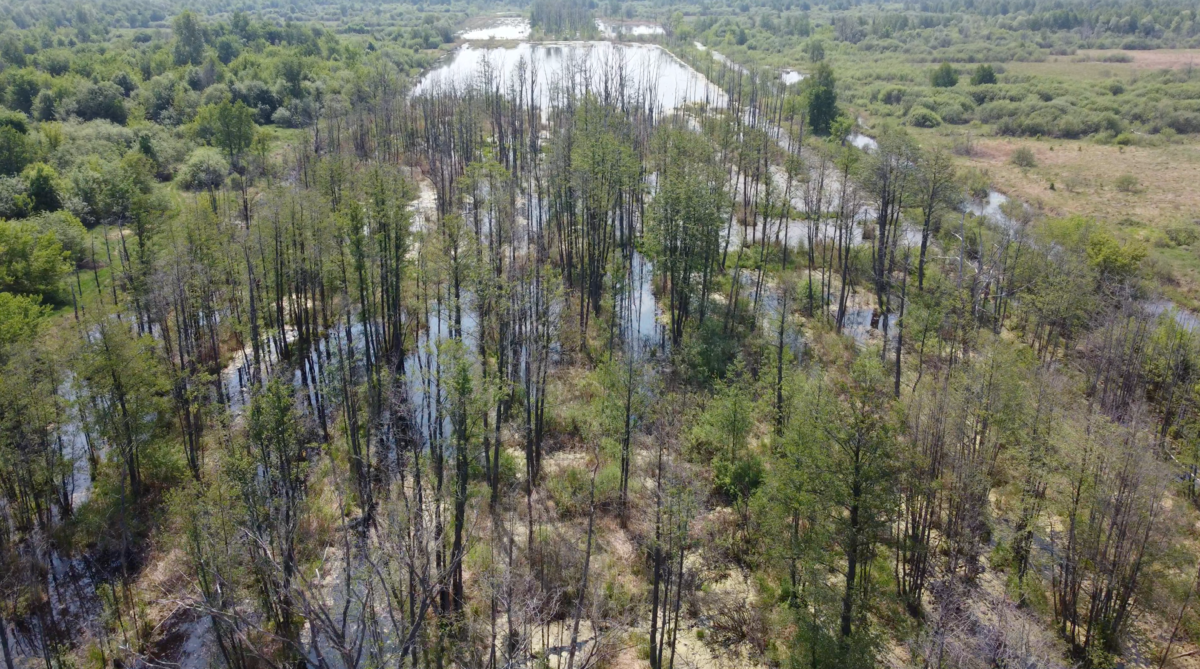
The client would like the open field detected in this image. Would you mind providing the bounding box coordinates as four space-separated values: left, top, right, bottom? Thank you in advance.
910 127 1200 305
1077 48 1200 70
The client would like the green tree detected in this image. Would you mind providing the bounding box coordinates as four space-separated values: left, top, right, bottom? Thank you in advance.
806 62 839 136
930 62 959 88
277 57 307 99
0 292 45 356
77 315 170 501
0 220 68 300
815 358 896 649
67 81 128 124
21 163 62 213
195 100 256 168
178 147 229 211
4 69 41 114
0 126 30 176
807 38 825 61
647 124 726 343
173 11 206 66
234 380 309 664
970 63 997 85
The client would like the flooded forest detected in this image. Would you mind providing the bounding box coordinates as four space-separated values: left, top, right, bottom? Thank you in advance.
3 4 1200 669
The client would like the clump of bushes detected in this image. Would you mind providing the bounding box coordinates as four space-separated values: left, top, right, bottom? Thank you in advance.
1114 174 1140 193
907 107 943 127
1010 146 1037 169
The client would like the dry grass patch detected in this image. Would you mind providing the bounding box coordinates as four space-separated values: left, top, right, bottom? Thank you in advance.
1078 48 1200 70
939 135 1200 301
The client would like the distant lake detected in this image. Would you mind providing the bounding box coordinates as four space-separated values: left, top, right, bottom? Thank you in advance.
414 41 727 110
459 17 531 41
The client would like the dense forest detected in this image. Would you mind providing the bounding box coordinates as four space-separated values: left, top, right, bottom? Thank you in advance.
2 0 1200 667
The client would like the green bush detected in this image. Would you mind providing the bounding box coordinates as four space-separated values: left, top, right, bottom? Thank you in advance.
545 460 622 517
21 163 63 213
177 147 229 192
0 219 69 300
26 210 87 263
1114 174 1139 193
1165 224 1199 247
907 107 943 128
0 125 30 176
0 292 47 352
930 62 958 88
1010 146 1037 169
970 64 997 85
66 82 128 125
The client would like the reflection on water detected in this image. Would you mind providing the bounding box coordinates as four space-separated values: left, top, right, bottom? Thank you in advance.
1145 299 1200 332
848 133 878 152
781 69 805 85
841 305 897 348
596 19 665 38
414 42 726 111
965 190 1019 230
460 17 531 41
628 250 667 357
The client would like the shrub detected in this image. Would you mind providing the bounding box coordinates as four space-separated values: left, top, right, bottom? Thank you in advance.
907 107 943 127
880 85 905 105
1114 174 1139 193
66 82 128 124
970 63 997 85
271 106 295 128
177 147 229 192
21 163 63 213
1165 224 1199 247
1010 146 1037 168
0 219 69 300
930 62 959 88
0 125 30 176
26 211 86 263
0 177 30 219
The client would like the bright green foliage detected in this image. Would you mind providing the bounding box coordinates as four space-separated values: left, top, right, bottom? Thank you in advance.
194 99 256 167
693 359 756 462
1010 146 1037 168
70 152 164 228
76 316 171 501
0 292 46 354
807 39 825 62
0 220 68 300
907 107 942 128
1086 231 1145 282
177 147 229 193
26 211 86 263
0 109 29 134
785 357 896 663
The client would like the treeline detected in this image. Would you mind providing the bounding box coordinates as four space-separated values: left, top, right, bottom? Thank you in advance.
676 1 1200 140
530 0 599 38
